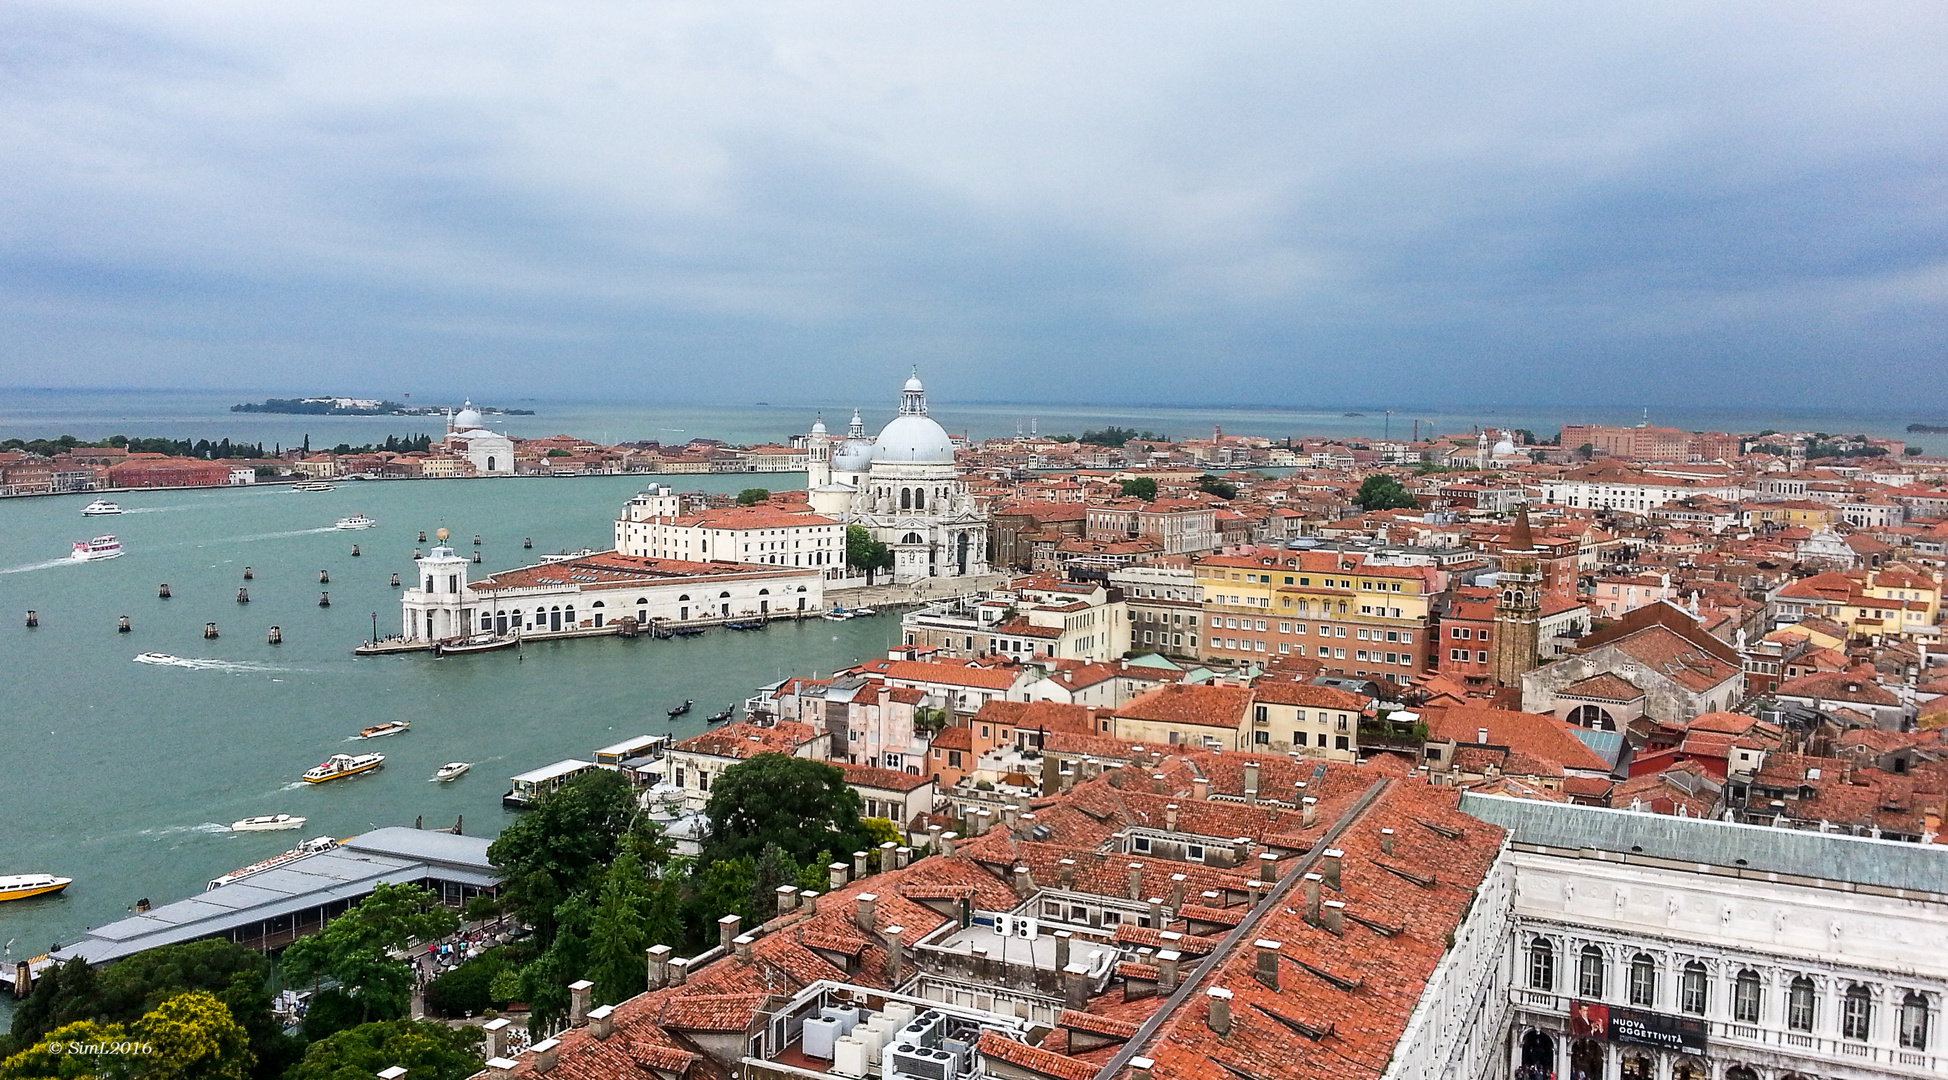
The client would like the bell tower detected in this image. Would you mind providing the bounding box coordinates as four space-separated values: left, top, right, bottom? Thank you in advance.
1492 504 1543 689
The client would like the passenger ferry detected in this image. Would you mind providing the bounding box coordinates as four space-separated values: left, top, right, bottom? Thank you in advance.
231 814 306 832
71 535 124 561
334 514 377 530
356 721 410 739
81 499 123 516
0 874 72 904
291 481 336 492
207 836 337 890
302 752 384 783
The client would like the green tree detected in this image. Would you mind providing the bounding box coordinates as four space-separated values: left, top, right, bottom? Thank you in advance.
132 991 251 1080
422 950 513 1020
281 885 458 1026
796 850 835 894
1118 477 1157 501
748 843 800 922
704 754 868 867
1 1020 131 1080
286 1020 483 1080
844 525 893 582
487 770 639 944
585 853 653 1006
736 488 771 506
1355 475 1418 511
1195 475 1237 500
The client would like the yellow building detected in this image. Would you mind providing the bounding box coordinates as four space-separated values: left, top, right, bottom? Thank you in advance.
1194 553 1281 666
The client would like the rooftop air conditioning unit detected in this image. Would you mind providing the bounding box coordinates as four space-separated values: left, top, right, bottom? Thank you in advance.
889 1044 952 1080
1017 917 1040 940
801 1016 842 1060
831 1035 869 1078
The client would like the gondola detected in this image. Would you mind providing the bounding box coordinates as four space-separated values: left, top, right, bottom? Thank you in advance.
707 705 736 723
667 699 693 717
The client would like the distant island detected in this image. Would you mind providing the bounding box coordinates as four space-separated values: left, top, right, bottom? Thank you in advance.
1907 422 1948 433
231 397 534 416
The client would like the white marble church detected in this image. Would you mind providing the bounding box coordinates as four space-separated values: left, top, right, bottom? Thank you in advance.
806 373 989 584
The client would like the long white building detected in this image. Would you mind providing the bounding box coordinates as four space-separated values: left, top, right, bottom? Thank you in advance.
614 484 845 572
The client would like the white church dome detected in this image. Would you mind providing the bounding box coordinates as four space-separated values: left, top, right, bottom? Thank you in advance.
1493 435 1518 456
832 439 876 472
874 414 956 464
453 401 484 429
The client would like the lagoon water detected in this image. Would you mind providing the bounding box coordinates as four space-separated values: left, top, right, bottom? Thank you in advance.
0 472 899 969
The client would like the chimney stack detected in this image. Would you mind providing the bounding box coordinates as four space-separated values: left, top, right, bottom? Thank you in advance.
667 957 689 986
1321 848 1343 890
1380 828 1395 856
856 893 878 933
927 823 942 852
880 841 899 868
895 845 912 869
1206 987 1233 1035
1254 939 1281 991
1128 863 1145 901
483 1017 512 1060
1322 899 1345 935
733 933 754 961
1193 776 1211 800
853 851 869 879
1157 949 1181 991
1002 804 1019 830
1302 796 1317 827
588 1004 615 1040
1164 803 1179 831
1053 930 1072 971
1059 858 1077 887
976 808 994 835
718 914 741 953
939 831 958 858
1131 1058 1156 1080
829 862 849 891
885 925 905 985
646 944 672 989
568 980 593 1027
1303 872 1323 925
1063 963 1092 1011
531 1039 560 1075
1012 865 1036 898
1148 897 1165 930
1477 727 1489 744
1168 873 1187 908
1016 812 1036 839
777 884 800 916
1242 763 1260 803
1257 852 1279 883
799 889 819 911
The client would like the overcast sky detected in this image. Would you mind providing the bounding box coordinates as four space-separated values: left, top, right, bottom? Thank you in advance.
3 2 1946 410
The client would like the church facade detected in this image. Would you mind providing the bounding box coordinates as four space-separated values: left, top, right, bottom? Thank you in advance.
806 374 989 585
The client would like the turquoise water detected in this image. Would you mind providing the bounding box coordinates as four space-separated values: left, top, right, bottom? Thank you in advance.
0 473 897 967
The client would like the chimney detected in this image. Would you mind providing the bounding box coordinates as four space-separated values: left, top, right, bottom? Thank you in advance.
733 933 754 961
1206 987 1233 1036
1059 858 1077 887
927 823 942 852
718 914 741 953
1148 896 1165 930
1131 1058 1156 1080
1322 899 1345 935
646 944 672 989
1380 828 1395 856
1016 812 1037 839
1053 930 1072 970
829 862 849 891
1321 848 1343 890
856 893 878 932
1063 963 1092 1010
531 1039 560 1075
379 1068 407 1080
777 884 800 916
1257 852 1279 883
1168 874 1187 908
880 841 899 868
853 851 869 879
1193 776 1211 800
568 979 594 1027
1164 803 1179 832
667 957 689 986
587 1004 615 1040
1302 796 1317 827
940 831 958 858
1152 772 1167 795
885 925 905 984
1242 763 1260 803
1002 804 1019 830
483 1017 512 1060
1303 873 1323 925
1157 949 1181 991
1012 865 1036 898
1128 863 1145 901
1254 939 1281 991
891 843 909 869
799 889 819 911
976 808 994 835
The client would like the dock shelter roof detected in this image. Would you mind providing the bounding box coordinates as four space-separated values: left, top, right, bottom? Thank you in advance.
53 828 496 966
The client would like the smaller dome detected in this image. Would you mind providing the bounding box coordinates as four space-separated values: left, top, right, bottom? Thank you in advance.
453 401 483 429
903 374 925 392
832 439 875 472
1493 436 1517 456
810 416 827 436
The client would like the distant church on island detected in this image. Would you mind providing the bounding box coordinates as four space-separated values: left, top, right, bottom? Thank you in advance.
398 373 985 643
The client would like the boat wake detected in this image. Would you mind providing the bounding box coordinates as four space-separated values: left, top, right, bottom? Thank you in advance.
220 527 340 543
132 653 294 674
137 822 232 838
0 558 79 575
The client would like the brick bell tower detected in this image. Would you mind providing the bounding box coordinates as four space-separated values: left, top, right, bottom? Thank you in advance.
1492 503 1543 689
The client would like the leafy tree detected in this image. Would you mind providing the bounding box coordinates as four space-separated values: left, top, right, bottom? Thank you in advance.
1355 475 1418 511
748 843 800 922
704 754 869 866
1576 442 1594 460
1 1020 130 1080
736 488 771 506
487 769 639 944
1079 426 1138 447
486 969 523 1009
844 525 893 582
690 859 756 938
132 991 252 1080
423 950 513 1019
1118 477 1157 501
1195 475 1236 500
286 1020 482 1080
585 853 653 1006
797 850 835 894
281 885 457 1026
1047 434 1076 443
1906 445 1924 457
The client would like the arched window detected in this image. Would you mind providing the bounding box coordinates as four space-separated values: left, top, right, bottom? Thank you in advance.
1680 961 1708 1015
678 594 690 602
759 588 769 595
1843 984 1873 1041
1901 992 1932 1049
1579 947 1605 998
718 591 730 599
1565 704 1617 731
915 487 926 510
903 532 923 545
1734 970 1762 1023
1788 977 1816 1031
901 488 911 510
1528 939 1555 991
1629 954 1657 1007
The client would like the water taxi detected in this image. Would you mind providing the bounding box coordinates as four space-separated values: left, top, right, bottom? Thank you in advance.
231 814 306 832
333 514 377 530
435 633 517 656
72 535 124 561
821 606 852 621
291 481 336 492
357 721 410 739
302 752 384 783
0 874 72 904
433 762 472 782
851 607 877 617
207 837 337 890
81 499 123 516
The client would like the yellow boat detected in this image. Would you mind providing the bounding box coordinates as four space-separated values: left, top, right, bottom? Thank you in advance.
0 874 72 903
301 752 385 784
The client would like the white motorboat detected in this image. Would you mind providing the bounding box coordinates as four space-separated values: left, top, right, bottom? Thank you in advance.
821 607 851 621
334 514 377 530
851 607 877 617
291 481 336 492
231 814 306 832
357 720 410 739
302 752 384 783
81 499 123 516
433 762 471 782
71 535 123 561
0 874 72 904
